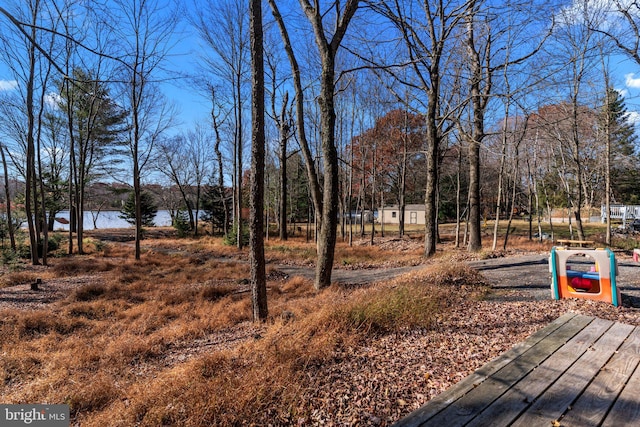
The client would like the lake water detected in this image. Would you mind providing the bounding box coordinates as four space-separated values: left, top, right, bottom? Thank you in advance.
52 210 174 230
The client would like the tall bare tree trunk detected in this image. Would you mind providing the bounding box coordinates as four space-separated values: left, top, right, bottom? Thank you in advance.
277 93 290 241
25 2 40 265
315 53 340 288
424 107 439 257
399 112 408 238
210 90 230 238
455 145 462 248
235 70 243 249
466 11 484 252
0 145 15 250
370 146 376 246
492 120 508 251
503 145 520 250
249 0 267 321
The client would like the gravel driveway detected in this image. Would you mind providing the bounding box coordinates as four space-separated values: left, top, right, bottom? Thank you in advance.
468 253 640 306
279 251 640 306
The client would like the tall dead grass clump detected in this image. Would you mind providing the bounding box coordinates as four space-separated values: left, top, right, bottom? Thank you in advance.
0 271 39 288
0 350 43 388
71 284 108 302
15 311 86 338
278 276 315 298
218 298 252 324
65 301 119 321
265 240 317 263
339 284 441 334
51 258 115 277
199 284 237 302
506 236 553 252
66 372 119 415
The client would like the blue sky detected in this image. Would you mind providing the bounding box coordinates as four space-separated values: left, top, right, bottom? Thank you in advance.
1 0 640 134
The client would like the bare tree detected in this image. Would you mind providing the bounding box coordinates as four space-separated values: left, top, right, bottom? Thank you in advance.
106 0 178 260
269 0 360 289
0 0 63 264
187 125 212 236
156 135 196 229
249 0 267 321
537 1 604 240
209 86 231 238
592 0 640 66
265 45 294 241
193 0 249 249
370 0 467 257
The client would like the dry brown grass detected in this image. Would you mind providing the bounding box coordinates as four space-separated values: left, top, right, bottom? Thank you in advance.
0 227 549 425
51 257 116 277
0 271 41 288
0 230 485 426
266 236 424 267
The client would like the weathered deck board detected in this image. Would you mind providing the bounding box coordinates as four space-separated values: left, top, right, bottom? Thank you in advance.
465 318 614 427
393 314 640 427
424 316 599 427
560 352 640 426
601 352 640 427
392 312 581 427
511 322 634 427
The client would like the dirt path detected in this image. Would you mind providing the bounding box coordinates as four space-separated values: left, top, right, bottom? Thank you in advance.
275 264 425 286
279 252 640 307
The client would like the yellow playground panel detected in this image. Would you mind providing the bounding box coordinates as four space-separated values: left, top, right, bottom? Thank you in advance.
549 247 620 307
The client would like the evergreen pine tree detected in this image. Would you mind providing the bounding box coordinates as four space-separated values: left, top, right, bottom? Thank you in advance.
201 183 230 234
119 191 158 227
604 88 640 203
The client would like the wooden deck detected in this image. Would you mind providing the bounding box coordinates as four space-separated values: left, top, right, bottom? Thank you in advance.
394 313 640 426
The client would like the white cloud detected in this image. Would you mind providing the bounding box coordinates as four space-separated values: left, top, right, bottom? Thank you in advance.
557 0 636 30
0 80 18 91
626 73 640 89
45 92 62 109
625 111 640 125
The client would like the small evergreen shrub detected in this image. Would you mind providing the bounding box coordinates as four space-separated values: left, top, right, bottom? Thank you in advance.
223 221 249 246
172 210 192 238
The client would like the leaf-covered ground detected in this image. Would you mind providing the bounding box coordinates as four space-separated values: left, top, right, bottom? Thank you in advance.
2 231 640 426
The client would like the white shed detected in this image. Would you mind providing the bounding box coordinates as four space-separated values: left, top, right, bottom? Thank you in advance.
380 204 426 225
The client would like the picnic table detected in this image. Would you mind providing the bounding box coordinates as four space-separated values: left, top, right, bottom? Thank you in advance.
555 239 595 247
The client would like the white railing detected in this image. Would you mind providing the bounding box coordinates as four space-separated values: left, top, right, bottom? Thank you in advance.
601 204 640 225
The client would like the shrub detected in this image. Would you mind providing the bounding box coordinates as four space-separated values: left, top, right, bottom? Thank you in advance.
223 221 249 246
1 248 20 268
173 210 192 238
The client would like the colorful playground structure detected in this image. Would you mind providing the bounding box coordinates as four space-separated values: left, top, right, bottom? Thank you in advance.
549 246 620 306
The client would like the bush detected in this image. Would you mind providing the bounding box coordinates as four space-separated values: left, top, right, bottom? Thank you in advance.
173 210 192 238
1 249 19 268
223 221 249 246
